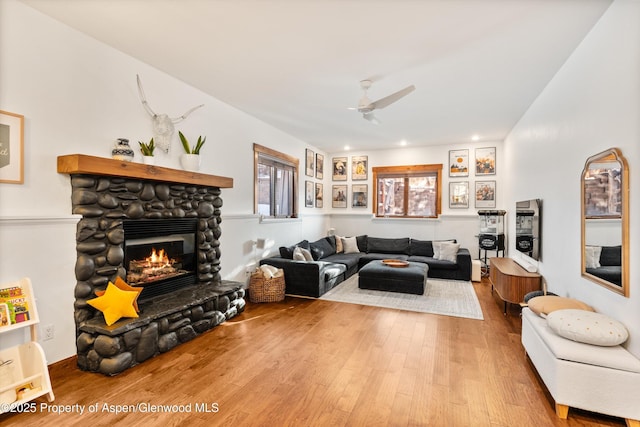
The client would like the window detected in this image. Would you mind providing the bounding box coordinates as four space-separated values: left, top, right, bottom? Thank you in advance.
373 164 442 218
254 144 299 218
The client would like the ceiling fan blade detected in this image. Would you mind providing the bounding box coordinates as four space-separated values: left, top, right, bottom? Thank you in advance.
371 85 415 109
363 112 380 125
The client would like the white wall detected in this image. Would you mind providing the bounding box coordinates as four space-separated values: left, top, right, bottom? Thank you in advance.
0 0 327 363
329 141 505 258
504 0 640 355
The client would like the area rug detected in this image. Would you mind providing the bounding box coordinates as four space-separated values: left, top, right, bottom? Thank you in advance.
319 274 483 320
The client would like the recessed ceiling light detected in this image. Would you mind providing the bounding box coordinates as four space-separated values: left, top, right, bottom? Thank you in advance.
471 135 480 141
344 145 350 151
399 140 408 146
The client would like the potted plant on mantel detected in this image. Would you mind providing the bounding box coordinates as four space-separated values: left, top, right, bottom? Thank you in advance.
178 131 206 171
138 138 155 165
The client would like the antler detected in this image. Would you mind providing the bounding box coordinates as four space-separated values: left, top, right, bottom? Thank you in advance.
136 74 157 117
172 104 204 123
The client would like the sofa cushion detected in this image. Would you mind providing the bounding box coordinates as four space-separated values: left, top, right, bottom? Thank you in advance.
367 237 410 254
335 235 344 253
546 309 629 347
600 245 621 266
408 256 457 270
356 235 368 252
528 295 594 318
342 237 360 254
309 237 336 260
279 240 310 259
322 253 361 270
410 239 434 257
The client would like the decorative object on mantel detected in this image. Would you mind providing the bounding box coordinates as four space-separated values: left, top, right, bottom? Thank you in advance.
111 138 135 162
178 131 206 171
138 138 155 165
136 74 204 154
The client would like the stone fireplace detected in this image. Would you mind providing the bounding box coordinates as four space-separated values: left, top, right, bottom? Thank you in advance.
58 154 245 375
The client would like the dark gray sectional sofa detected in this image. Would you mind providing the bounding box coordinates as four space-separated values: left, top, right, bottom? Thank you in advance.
259 235 472 298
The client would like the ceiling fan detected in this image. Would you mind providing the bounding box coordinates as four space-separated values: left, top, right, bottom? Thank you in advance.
350 80 416 124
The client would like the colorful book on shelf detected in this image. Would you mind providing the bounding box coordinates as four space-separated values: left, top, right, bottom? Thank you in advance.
0 286 30 325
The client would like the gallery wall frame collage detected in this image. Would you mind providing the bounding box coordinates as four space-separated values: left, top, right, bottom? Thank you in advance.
304 151 370 210
448 147 496 209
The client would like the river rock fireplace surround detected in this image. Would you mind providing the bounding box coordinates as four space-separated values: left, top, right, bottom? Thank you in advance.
58 154 245 375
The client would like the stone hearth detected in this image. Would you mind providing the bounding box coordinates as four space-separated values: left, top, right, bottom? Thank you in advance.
58 154 244 375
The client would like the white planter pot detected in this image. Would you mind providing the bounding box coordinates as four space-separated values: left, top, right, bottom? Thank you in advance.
180 154 200 171
141 156 155 165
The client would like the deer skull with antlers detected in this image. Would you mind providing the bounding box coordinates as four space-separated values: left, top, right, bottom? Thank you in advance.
136 74 204 153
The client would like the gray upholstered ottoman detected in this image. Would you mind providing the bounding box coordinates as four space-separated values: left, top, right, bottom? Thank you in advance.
358 260 428 295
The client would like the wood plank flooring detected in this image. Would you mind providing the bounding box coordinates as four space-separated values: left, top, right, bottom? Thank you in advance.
0 278 626 426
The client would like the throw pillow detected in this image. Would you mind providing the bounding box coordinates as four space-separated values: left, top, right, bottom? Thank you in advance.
584 245 602 269
528 295 594 318
342 236 360 254
87 282 139 326
279 240 310 259
438 242 460 262
293 246 313 261
335 235 344 253
599 245 621 266
95 276 142 313
546 309 629 346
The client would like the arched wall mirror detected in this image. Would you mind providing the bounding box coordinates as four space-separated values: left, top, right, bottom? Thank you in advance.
581 148 629 296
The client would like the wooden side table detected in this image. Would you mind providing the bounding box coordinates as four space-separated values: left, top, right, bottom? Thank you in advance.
489 257 541 314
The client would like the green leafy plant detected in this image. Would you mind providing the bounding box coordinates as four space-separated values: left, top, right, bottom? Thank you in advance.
179 131 206 154
138 138 155 156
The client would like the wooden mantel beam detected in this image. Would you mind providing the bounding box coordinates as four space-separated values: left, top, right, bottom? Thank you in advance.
57 154 233 188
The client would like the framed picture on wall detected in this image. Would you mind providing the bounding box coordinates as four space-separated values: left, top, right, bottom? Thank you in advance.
475 181 496 208
315 182 323 208
315 153 324 179
475 147 496 175
351 155 368 180
0 110 24 184
332 157 347 181
332 184 347 208
449 149 469 177
449 181 469 209
351 184 368 208
305 149 315 177
305 180 314 207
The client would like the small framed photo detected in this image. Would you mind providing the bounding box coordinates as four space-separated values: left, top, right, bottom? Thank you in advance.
449 149 469 177
351 155 368 181
332 157 347 181
475 181 496 208
332 185 347 208
315 153 324 179
0 110 25 184
315 182 323 208
351 184 368 208
449 181 469 209
305 149 315 177
305 180 314 207
475 147 496 175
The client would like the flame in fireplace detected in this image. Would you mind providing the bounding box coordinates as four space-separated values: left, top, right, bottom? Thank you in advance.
147 248 170 266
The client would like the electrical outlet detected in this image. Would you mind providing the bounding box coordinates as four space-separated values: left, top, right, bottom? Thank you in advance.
43 324 54 341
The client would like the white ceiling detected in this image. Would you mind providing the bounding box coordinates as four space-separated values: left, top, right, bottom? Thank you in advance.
22 0 612 153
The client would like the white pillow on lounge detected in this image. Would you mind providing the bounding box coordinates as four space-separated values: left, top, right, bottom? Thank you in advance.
437 242 460 262
342 237 360 254
585 245 602 269
292 246 313 261
546 309 629 346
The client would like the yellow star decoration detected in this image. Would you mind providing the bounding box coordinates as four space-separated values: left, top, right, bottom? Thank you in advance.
88 282 139 326
95 276 142 313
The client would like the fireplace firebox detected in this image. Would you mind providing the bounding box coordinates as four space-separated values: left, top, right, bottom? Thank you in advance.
123 219 197 301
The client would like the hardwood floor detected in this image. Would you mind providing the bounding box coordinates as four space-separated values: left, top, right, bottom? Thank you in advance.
0 278 626 426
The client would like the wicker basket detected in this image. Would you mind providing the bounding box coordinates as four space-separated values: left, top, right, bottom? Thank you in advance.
249 269 285 303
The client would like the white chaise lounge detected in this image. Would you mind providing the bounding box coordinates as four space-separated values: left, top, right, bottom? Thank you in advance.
521 307 640 427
